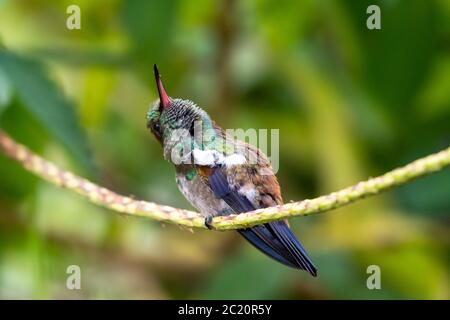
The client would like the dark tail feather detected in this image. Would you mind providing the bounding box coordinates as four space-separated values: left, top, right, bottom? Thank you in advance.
268 221 317 276
238 227 298 269
239 221 317 276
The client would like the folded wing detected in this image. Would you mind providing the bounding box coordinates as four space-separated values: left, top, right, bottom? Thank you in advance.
208 167 317 276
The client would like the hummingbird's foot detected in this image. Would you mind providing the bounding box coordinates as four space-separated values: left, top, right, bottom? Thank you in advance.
204 216 214 230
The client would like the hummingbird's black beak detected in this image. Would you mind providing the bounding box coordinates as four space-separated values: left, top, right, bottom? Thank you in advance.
153 64 171 110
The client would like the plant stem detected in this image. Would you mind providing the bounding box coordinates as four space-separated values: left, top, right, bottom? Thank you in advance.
1 130 449 230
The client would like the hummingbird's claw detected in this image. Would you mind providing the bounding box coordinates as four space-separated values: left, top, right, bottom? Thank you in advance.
204 216 214 230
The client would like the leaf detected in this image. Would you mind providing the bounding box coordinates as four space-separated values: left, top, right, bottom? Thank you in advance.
0 65 13 112
121 0 176 63
353 0 437 110
0 50 93 171
0 100 48 199
394 168 450 216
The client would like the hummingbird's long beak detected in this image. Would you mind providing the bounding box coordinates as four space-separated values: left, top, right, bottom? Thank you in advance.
153 64 171 109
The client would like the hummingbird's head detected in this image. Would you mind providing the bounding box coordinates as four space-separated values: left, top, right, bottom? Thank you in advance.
147 65 215 162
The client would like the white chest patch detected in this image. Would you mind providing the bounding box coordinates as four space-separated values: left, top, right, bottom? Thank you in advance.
192 150 247 167
192 149 224 166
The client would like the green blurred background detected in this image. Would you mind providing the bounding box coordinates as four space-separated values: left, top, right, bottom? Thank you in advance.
0 0 449 299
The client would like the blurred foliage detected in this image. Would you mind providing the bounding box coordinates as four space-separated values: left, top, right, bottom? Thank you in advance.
0 0 449 299
0 51 93 171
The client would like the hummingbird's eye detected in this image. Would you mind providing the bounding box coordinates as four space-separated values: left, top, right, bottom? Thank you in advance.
152 122 162 138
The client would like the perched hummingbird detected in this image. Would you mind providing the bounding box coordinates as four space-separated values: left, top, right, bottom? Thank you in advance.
147 65 317 276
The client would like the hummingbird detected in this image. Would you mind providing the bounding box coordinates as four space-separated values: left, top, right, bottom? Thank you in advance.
146 65 317 276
